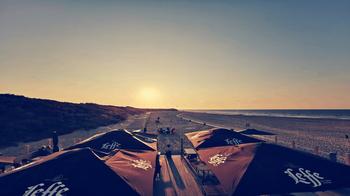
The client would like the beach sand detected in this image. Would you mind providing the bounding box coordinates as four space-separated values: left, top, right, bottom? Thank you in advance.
0 113 149 158
2 110 350 164
178 111 350 162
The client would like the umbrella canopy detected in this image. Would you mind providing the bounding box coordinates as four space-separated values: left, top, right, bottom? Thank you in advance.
197 143 350 195
0 148 138 196
239 128 274 135
106 150 157 196
185 128 262 149
65 129 156 154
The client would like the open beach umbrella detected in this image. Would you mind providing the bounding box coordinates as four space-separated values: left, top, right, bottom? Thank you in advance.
106 149 157 196
65 129 156 155
239 128 274 135
185 128 263 149
197 143 350 195
0 148 138 196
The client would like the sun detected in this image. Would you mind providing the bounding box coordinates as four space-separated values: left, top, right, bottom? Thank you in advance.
139 87 161 103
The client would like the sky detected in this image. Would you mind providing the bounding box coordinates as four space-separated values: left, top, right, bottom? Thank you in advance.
0 0 349 109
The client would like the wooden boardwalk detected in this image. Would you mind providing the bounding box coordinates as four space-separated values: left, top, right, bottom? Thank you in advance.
154 156 176 196
168 155 203 196
155 155 203 196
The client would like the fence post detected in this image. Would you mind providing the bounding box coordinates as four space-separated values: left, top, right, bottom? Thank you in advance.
180 138 184 158
329 152 337 162
25 145 30 154
292 141 296 149
314 146 319 155
345 153 350 166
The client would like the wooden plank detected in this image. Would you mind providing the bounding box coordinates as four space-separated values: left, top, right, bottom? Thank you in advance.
154 155 176 196
168 155 204 196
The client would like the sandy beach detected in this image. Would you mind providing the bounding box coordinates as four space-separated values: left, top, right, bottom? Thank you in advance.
2 110 350 195
3 110 350 164
0 113 149 158
178 111 350 162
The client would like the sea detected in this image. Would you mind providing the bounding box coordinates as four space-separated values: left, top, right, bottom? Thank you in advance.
190 110 350 120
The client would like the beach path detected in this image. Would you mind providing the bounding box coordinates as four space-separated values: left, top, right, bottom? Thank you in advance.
154 155 177 196
166 155 203 196
0 113 150 157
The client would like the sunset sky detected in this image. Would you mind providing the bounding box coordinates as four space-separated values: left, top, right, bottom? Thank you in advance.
1 0 349 109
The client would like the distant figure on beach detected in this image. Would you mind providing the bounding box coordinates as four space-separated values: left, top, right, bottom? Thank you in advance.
155 153 161 180
31 146 52 158
52 131 59 152
166 144 172 157
21 159 30 165
0 165 5 173
143 127 147 133
245 122 250 128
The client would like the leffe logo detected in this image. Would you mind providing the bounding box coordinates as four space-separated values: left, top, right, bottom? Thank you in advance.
284 168 332 187
224 138 242 145
208 154 229 166
101 141 121 150
131 159 152 171
23 175 69 196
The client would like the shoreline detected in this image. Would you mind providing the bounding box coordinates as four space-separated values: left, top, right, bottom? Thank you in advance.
185 110 350 121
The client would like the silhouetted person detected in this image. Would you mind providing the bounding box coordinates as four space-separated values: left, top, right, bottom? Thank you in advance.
31 146 51 159
155 153 161 180
13 162 21 168
0 165 5 173
166 127 170 134
166 144 172 157
21 159 30 165
52 131 59 152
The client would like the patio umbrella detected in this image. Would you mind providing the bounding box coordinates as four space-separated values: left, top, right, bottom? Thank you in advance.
197 143 350 195
65 129 156 155
185 128 263 149
239 128 274 135
106 149 157 196
0 148 138 195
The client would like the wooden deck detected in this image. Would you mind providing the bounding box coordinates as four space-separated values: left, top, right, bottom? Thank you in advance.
154 155 203 196
154 156 176 196
168 155 203 196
